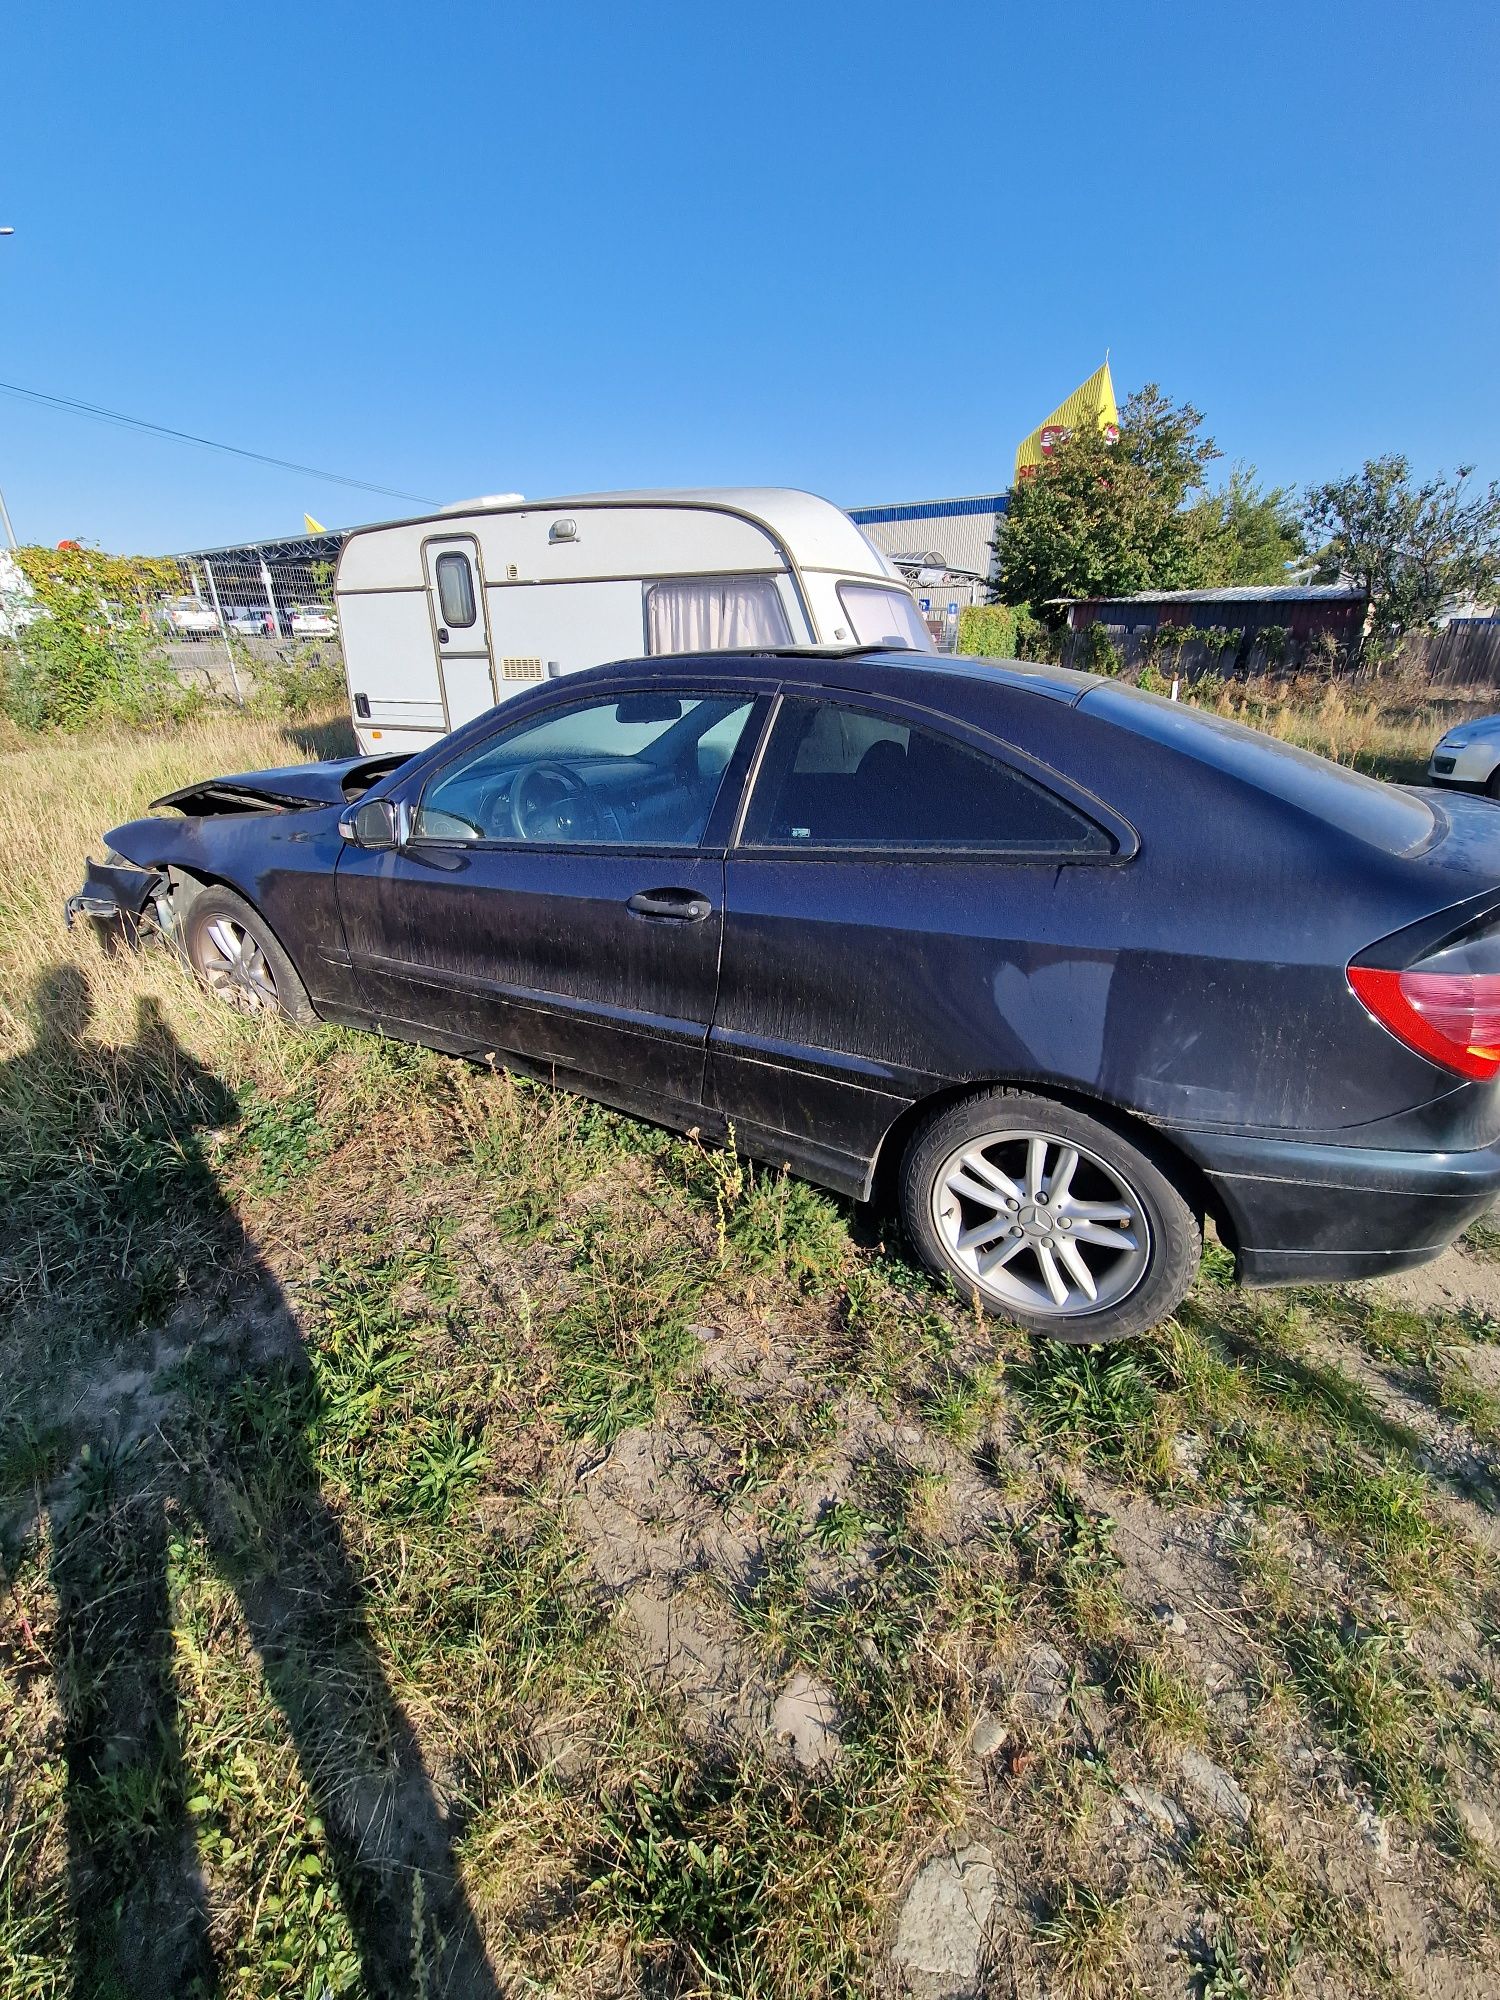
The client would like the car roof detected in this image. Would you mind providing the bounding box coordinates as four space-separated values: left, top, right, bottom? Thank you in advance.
579 646 1103 708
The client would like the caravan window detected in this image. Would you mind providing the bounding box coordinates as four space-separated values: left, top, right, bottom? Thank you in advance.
836 583 935 652
645 576 792 655
435 551 478 629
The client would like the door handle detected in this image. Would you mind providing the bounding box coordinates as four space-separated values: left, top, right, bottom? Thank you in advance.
628 887 713 922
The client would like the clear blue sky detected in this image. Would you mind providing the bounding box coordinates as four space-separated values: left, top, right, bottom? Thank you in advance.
3 0 1497 553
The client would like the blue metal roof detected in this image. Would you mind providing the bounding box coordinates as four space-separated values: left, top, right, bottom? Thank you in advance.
847 492 1010 526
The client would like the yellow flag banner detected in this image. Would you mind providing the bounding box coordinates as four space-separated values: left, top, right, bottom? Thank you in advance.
303 512 326 534
1013 361 1119 480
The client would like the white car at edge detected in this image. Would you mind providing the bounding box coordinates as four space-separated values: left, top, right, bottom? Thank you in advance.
1429 717 1500 797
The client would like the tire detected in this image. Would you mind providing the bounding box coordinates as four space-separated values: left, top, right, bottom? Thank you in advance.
1485 767 1500 801
899 1089 1201 1344
182 885 316 1025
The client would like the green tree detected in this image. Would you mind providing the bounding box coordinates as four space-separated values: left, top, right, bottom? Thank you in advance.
1303 456 1500 656
994 384 1222 609
1189 465 1304 586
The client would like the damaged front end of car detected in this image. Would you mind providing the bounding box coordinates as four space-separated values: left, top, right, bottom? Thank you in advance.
63 852 167 940
63 749 413 942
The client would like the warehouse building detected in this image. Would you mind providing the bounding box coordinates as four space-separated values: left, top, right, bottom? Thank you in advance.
846 492 1007 605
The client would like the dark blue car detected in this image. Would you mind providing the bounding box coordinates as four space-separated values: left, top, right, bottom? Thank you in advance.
71 648 1500 1342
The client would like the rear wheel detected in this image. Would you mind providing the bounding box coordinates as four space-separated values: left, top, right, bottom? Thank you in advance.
1485 766 1500 801
183 886 314 1024
899 1090 1201 1343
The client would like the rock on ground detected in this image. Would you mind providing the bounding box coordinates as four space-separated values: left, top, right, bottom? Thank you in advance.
769 1671 841 1769
1119 1783 1190 1840
1019 1642 1070 1722
891 1844 997 1994
1178 1747 1252 1826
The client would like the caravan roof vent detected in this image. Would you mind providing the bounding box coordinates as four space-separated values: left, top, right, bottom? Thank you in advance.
438 492 525 514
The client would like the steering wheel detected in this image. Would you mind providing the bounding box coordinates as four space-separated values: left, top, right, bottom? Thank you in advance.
509 760 603 842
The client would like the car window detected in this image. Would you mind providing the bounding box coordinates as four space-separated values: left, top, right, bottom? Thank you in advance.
741 696 1109 854
835 583 936 652
411 693 757 847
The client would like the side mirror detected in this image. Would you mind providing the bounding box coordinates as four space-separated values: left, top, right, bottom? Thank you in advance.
338 797 403 849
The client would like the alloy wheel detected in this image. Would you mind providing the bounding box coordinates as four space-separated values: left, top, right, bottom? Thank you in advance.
930 1127 1150 1317
197 916 279 1013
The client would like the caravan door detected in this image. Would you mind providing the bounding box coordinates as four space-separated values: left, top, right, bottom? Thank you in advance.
422 536 497 731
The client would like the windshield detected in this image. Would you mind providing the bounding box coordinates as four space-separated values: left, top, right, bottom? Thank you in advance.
837 582 936 652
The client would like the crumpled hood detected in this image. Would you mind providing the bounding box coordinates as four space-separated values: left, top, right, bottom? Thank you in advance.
151 752 410 815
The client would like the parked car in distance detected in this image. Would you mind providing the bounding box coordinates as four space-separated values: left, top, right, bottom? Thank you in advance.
289 606 337 637
1429 715 1500 795
160 594 219 638
69 648 1500 1343
225 607 273 637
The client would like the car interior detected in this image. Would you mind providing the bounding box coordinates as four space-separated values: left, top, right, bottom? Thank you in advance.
410 693 755 846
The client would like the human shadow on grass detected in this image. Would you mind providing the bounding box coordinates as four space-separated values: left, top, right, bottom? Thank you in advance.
0 966 499 1999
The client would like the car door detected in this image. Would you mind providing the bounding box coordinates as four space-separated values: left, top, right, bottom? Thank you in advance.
334 680 770 1117
708 690 1121 1189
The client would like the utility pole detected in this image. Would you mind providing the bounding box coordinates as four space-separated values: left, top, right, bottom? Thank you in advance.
0 227 16 549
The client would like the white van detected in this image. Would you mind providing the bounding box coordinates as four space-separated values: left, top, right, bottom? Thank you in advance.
334 487 933 753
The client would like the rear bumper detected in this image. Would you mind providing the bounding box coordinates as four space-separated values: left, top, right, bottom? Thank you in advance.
1169 1128 1500 1286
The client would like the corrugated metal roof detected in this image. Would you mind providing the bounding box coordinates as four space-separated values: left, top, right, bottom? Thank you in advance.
849 493 1008 580
1057 583 1364 606
847 493 1010 524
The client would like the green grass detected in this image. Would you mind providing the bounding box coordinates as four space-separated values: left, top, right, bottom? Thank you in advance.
1034 1879 1133 1998
1281 1621 1434 1819
1113 1649 1209 1748
4 706 1500 1994
545 1219 703 1443
587 1764 880 1994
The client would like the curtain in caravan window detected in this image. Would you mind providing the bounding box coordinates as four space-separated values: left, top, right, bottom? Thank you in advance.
645 575 793 655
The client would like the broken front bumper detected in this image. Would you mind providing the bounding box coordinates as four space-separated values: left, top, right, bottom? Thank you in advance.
63 856 164 931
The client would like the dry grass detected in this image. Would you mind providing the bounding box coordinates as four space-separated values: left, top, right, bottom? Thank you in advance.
1 699 1498 1996
1196 669 1497 785
0 709 352 1057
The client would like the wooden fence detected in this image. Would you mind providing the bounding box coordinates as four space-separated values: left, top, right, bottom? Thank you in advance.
1391 621 1500 686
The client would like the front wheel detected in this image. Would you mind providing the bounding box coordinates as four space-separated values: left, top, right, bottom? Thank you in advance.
183 886 315 1024
899 1090 1201 1343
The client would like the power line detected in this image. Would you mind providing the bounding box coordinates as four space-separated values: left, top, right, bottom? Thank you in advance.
0 377 437 506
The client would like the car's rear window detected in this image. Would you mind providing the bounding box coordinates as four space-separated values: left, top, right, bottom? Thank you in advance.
1082 683 1438 855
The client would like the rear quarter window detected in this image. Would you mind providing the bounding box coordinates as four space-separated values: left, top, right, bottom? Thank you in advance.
743 696 1110 854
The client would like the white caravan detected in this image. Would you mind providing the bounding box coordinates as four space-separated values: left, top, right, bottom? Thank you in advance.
334 487 932 753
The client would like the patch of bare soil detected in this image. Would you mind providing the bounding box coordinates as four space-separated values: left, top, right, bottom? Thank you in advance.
1377 1239 1500 1323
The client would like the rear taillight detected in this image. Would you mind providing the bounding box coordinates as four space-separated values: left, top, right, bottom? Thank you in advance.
1349 962 1500 1080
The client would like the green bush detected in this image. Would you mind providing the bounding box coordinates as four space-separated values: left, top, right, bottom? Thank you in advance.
1077 623 1123 676
957 603 1019 658
249 645 346 719
0 615 177 731
957 601 1056 662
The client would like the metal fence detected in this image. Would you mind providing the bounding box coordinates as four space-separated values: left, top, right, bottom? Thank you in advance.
164 549 345 697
